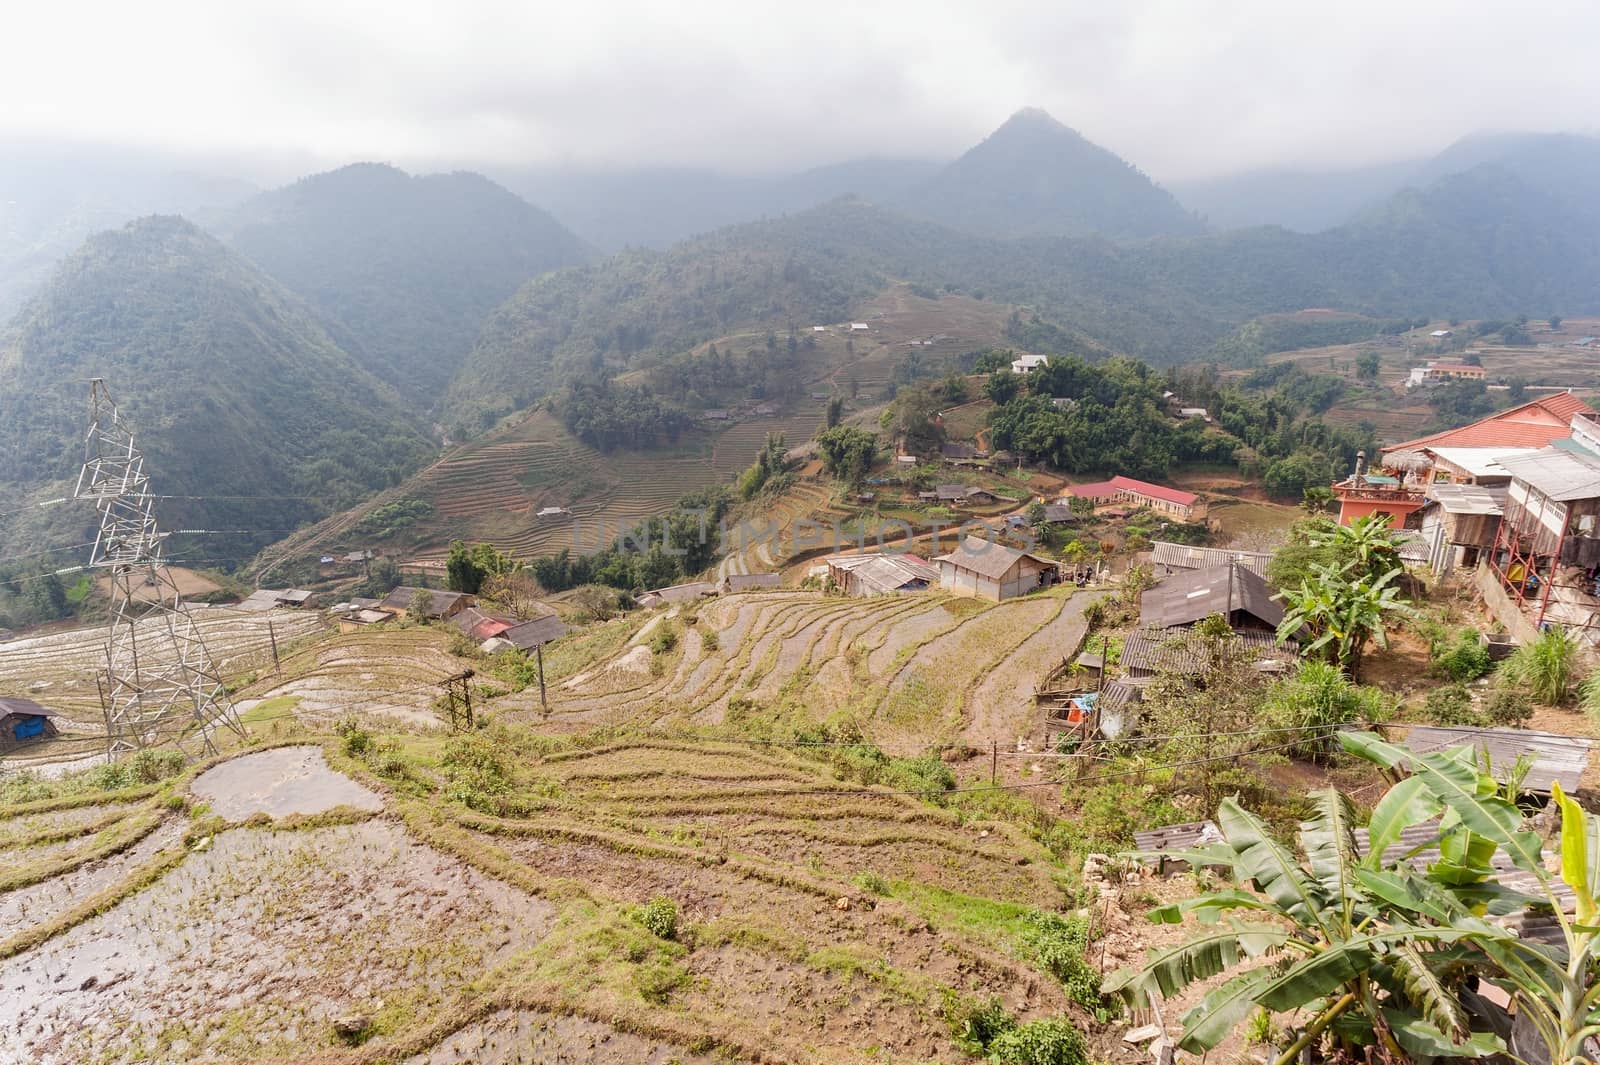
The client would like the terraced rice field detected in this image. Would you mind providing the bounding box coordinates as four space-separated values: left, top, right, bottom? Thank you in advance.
0 733 1120 1064
503 587 1087 751
0 608 331 768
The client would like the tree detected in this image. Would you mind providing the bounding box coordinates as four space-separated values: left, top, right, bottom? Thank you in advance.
1354 350 1380 381
984 370 1022 406
1507 375 1529 404
1025 500 1047 529
1110 731 1600 1065
816 426 877 486
1299 486 1334 515
823 396 844 429
1550 315 1564 330
446 540 517 595
1461 351 1483 366
408 588 436 623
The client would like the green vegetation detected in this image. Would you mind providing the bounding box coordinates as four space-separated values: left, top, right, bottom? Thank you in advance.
445 540 518 595
737 432 790 498
1111 731 1600 1065
815 425 878 486
554 377 691 452
1501 626 1579 704
529 486 731 592
0 216 434 561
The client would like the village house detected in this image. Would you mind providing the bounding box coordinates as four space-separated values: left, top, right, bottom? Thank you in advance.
940 441 986 462
337 608 396 634
719 572 781 594
1332 394 1596 527
1418 483 1505 576
1061 475 1201 522
495 616 568 654
825 552 939 597
379 586 474 620
1010 354 1049 375
1480 446 1600 643
236 588 314 611
0 696 60 748
644 581 720 605
1139 561 1284 633
1149 540 1273 579
935 536 1056 601
448 607 519 643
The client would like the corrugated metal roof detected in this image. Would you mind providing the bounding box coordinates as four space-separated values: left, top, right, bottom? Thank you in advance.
0 696 59 718
1120 626 1292 675
1401 725 1594 795
723 573 781 591
502 616 567 650
828 552 939 595
1425 483 1506 516
934 536 1054 582
1496 447 1600 502
1425 446 1535 479
379 586 472 614
1139 562 1283 629
1133 820 1222 859
1150 541 1272 577
648 581 719 604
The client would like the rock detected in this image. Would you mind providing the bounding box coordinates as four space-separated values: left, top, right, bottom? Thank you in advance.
333 1014 371 1040
835 896 852 911
1123 1024 1163 1045
77 975 98 991
1151 1037 1176 1065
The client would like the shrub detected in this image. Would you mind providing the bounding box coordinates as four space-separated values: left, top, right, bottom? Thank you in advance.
127 749 185 784
1482 687 1533 727
650 625 679 655
638 897 679 941
986 1018 1087 1065
855 871 891 896
631 961 688 1004
1433 629 1492 683
944 994 1017 1056
335 716 371 757
701 630 720 652
1020 912 1101 1012
85 762 133 791
1422 683 1476 725
440 732 512 810
1502 627 1578 704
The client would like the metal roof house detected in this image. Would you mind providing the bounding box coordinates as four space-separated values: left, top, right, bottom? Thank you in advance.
720 573 781 593
935 536 1056 602
1139 562 1284 633
825 552 939 597
500 616 568 652
1484 445 1600 640
0 697 60 747
1400 725 1594 796
1418 483 1505 575
379 587 474 619
1149 541 1272 579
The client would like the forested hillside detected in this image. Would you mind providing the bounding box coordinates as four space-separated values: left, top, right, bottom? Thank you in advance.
444 152 1600 432
217 164 592 401
0 216 433 556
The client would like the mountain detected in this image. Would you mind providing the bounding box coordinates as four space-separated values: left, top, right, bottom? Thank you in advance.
496 158 940 251
1169 159 1419 232
445 147 1600 428
0 216 433 556
0 140 256 323
897 109 1205 240
1168 131 1600 234
214 163 592 403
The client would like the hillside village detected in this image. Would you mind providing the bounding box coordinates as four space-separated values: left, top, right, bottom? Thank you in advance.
7 317 1600 1062
8 66 1600 1064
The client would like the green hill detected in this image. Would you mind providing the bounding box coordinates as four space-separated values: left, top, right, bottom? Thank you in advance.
0 215 433 556
217 163 592 403
899 108 1205 240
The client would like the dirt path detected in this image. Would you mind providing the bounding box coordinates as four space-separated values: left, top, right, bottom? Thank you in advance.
962 592 1089 747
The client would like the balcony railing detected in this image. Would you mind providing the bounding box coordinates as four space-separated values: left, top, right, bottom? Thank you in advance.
1332 483 1426 504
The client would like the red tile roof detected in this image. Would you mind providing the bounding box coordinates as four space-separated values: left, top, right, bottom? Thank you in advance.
1064 475 1198 508
1383 394 1595 453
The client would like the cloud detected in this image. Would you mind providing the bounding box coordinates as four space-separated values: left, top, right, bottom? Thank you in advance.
3 0 1596 180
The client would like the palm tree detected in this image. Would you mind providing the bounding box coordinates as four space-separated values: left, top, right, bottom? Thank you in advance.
1107 731 1600 1065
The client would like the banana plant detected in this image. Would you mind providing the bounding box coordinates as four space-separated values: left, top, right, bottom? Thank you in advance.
1104 731 1600 1065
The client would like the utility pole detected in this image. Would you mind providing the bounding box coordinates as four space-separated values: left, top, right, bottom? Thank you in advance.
75 380 245 760
536 643 547 709
440 670 475 731
267 618 281 676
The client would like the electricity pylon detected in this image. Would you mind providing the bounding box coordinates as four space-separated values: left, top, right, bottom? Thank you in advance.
75 379 244 759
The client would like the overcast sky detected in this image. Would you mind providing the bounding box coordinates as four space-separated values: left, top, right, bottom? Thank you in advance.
5 1 1596 182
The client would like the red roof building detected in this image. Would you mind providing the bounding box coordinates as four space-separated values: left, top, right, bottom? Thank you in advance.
1063 476 1200 520
1383 394 1595 454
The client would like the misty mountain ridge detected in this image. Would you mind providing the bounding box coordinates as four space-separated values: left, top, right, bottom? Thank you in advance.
0 215 433 554
897 108 1204 240
211 162 593 403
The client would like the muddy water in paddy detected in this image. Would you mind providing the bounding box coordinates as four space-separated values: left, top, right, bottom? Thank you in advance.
189 745 383 819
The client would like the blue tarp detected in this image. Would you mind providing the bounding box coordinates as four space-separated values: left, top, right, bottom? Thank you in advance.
12 715 45 740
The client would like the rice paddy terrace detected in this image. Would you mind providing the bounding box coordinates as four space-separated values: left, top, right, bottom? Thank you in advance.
0 727 1127 1064
503 587 1091 751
